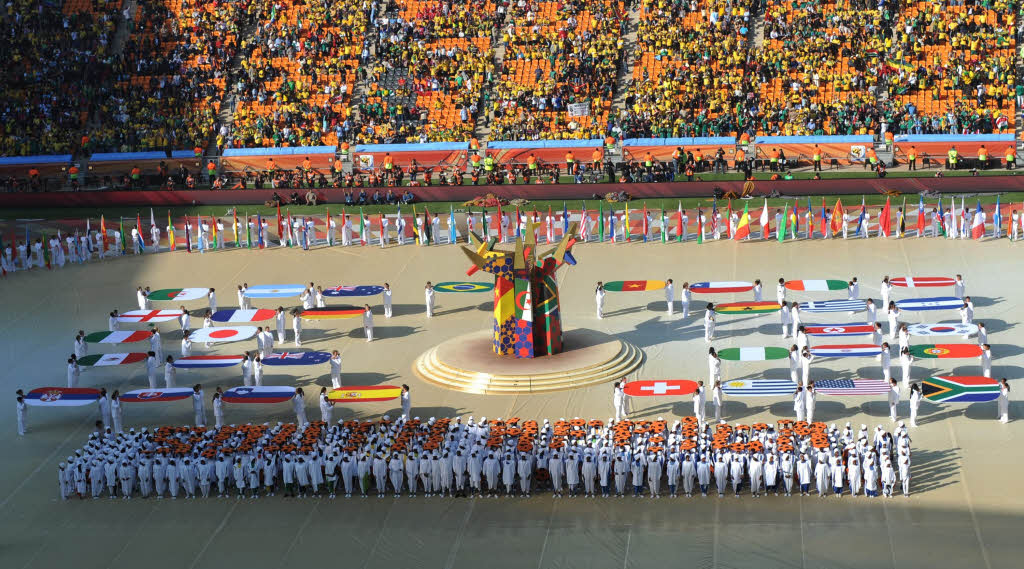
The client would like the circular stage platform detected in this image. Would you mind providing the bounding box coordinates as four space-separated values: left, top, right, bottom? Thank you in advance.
413 329 644 394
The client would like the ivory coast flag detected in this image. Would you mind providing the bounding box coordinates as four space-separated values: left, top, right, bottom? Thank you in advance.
733 202 751 240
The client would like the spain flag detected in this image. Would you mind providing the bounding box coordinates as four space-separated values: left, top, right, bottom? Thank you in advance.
733 203 751 240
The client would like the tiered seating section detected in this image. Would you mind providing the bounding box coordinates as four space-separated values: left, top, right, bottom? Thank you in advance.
0 0 1019 157
230 0 368 148
620 0 753 138
884 0 1016 134
488 0 626 140
0 0 119 156
352 0 499 143
105 0 242 151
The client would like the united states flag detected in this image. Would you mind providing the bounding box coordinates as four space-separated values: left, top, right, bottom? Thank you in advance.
814 379 890 395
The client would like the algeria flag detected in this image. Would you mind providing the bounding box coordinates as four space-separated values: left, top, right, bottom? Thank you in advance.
77 353 148 366
147 288 208 301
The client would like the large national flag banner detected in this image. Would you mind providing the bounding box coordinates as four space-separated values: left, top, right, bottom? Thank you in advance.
993 195 1002 237
641 203 649 242
135 213 146 252
898 197 906 237
210 215 218 247
167 211 176 251
121 388 194 402
709 199 718 237
855 197 866 237
495 203 502 242
609 206 617 242
77 353 148 366
277 203 285 246
24 387 102 406
450 204 457 244
917 195 925 237
359 207 367 245
961 197 967 236
287 210 294 247
624 202 631 242
806 197 814 238
777 204 788 243
830 198 843 237
789 201 799 239
733 202 751 240
759 198 769 239
100 215 107 253
879 197 891 237
119 218 127 253
548 206 555 242
172 356 245 368
697 205 704 244
677 201 684 242
972 200 985 239
725 200 732 238
814 378 891 396
222 386 294 404
84 330 153 343
820 197 827 238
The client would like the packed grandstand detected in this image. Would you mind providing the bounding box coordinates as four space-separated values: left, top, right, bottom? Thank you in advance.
0 0 1021 188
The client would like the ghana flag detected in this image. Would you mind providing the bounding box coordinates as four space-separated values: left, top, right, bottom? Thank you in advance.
715 301 782 314
603 280 667 292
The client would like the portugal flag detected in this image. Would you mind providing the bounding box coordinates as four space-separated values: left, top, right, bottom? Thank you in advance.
733 202 751 240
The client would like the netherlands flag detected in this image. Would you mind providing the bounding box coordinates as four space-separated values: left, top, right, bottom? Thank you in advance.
808 344 882 357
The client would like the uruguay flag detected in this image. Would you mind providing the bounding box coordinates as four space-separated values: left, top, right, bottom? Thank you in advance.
971 200 985 240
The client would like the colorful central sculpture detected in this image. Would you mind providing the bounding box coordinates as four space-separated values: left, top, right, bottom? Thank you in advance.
462 222 579 358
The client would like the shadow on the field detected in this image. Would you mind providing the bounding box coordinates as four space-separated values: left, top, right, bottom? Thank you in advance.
969 296 1003 308
975 318 1013 334
909 448 960 493
343 325 419 341
346 405 468 422
989 344 1024 358
604 305 647 318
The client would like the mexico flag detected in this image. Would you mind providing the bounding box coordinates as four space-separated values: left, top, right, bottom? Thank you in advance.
77 353 147 366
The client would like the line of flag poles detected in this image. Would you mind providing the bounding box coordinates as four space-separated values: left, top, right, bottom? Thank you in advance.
1 195 1016 274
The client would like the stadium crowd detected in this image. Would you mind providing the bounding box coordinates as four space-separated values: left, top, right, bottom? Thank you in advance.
0 0 1020 158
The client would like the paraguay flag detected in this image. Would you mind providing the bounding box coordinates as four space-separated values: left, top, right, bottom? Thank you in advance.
971 200 985 239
